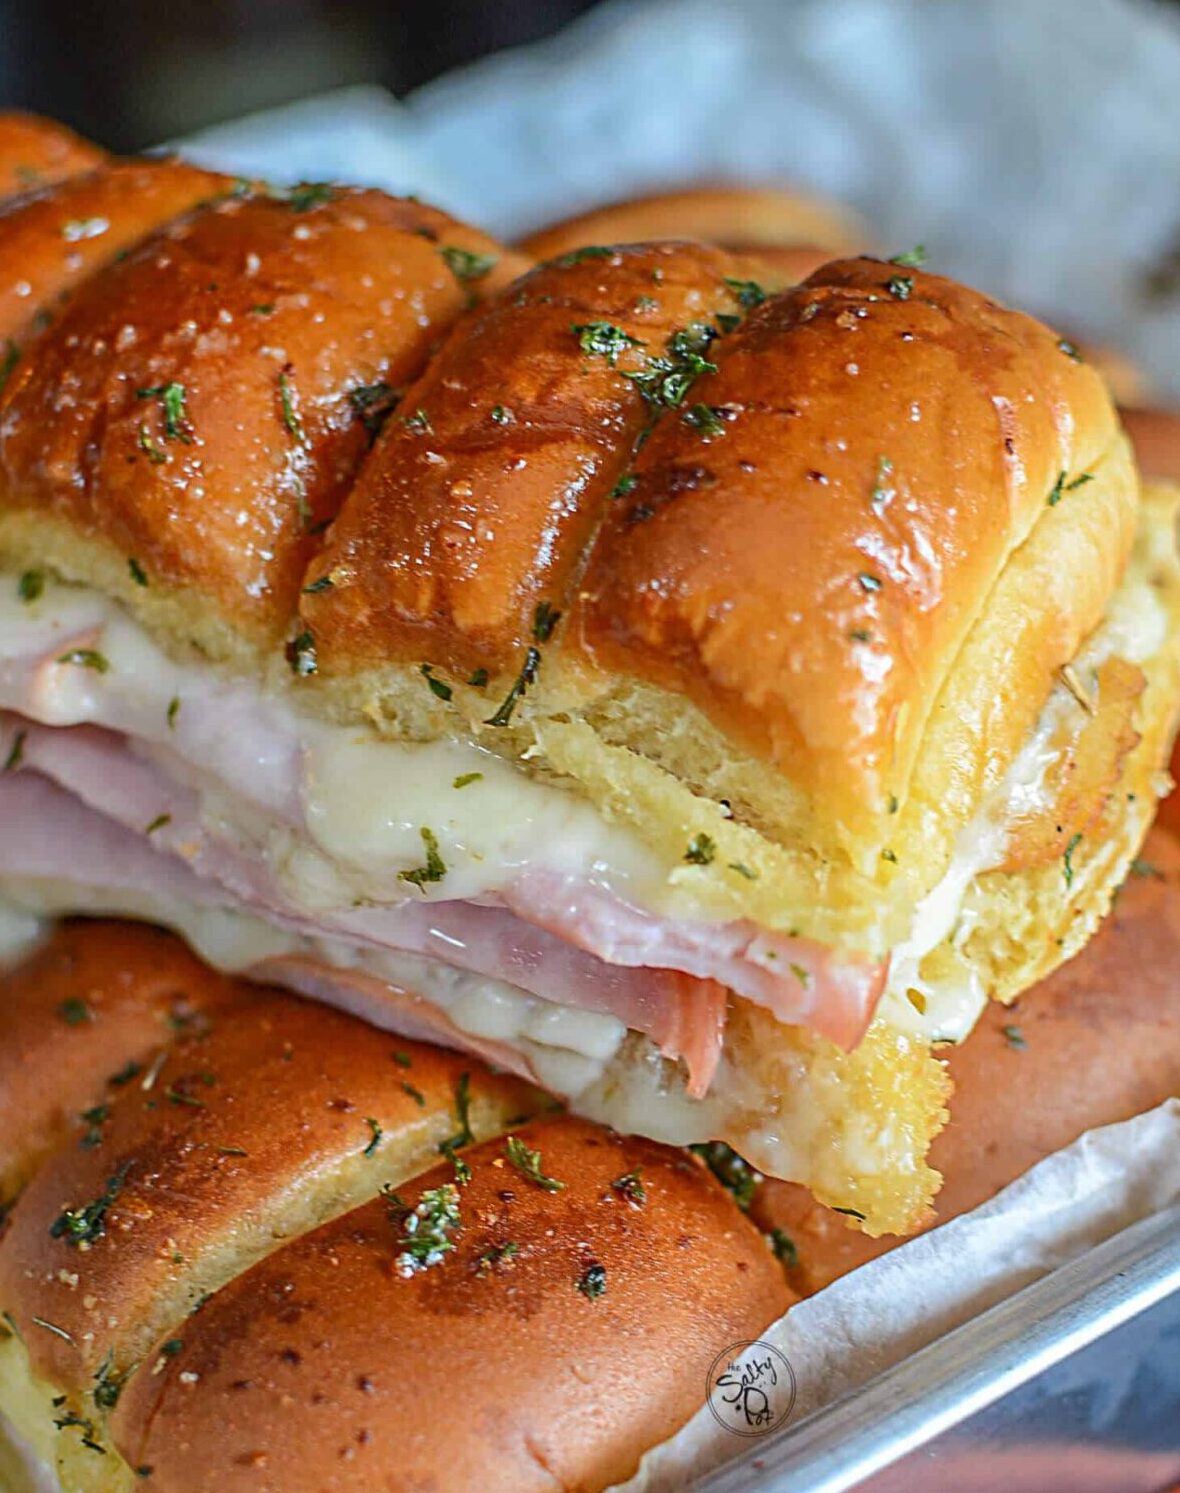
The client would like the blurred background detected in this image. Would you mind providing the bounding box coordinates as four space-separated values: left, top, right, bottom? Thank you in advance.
0 1 599 150
5 0 1180 392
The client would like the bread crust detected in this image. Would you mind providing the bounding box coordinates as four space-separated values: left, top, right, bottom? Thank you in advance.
751 824 1180 1294
519 183 865 260
111 1115 790 1492
0 114 105 201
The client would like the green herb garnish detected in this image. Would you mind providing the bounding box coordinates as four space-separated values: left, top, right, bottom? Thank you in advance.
610 1169 646 1208
682 402 727 438
684 833 716 866
135 382 191 443
689 1141 761 1211
1063 831 1082 887
128 557 148 587
57 649 109 672
420 663 453 702
286 630 318 677
277 367 306 445
453 771 483 789
2 730 25 773
889 245 927 268
723 276 767 309
577 1262 607 1300
286 182 334 212
391 1182 462 1276
50 1165 130 1248
399 826 447 889
505 1135 565 1192
57 998 92 1027
572 321 643 366
362 1117 383 1158
17 569 43 603
768 1229 799 1267
440 246 498 283
1002 1023 1028 1050
887 275 913 300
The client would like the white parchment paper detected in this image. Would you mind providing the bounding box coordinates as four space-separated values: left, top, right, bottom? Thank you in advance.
617 1098 1180 1487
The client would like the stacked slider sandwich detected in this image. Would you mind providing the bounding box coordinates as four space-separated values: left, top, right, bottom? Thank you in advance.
0 112 1178 1249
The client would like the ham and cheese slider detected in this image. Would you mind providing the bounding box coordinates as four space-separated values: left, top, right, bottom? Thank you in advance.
0 125 1177 1236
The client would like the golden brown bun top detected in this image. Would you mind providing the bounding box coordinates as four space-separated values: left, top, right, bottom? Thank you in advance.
0 971 535 1394
0 183 528 643
113 1114 791 1493
0 157 227 351
1120 405 1180 485
752 823 1180 1295
0 919 242 1200
0 112 105 199
310 255 1123 820
519 183 866 261
304 241 754 672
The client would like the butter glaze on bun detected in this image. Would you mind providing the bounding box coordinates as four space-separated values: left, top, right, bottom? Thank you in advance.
751 824 1180 1295
0 922 790 1493
0 114 105 200
111 1115 789 1493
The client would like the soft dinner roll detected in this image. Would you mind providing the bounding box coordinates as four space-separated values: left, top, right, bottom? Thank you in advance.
0 921 790 1493
750 823 1180 1296
0 114 105 200
0 117 1178 1238
519 182 868 270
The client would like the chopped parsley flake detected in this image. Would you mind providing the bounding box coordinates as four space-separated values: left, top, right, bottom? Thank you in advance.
728 860 758 880
50 1165 130 1248
768 1229 799 1267
476 1241 519 1275
401 1081 426 1107
554 245 615 267
532 599 561 642
144 813 171 835
485 646 541 727
349 380 398 440
610 472 637 498
1003 1023 1028 1050
789 961 812 987
92 1353 135 1412
572 320 644 366
399 827 447 889
623 321 720 411
438 1072 474 1183
420 663 453 702
505 1135 565 1192
887 274 913 300
285 182 334 212
302 574 334 594
1063 831 1082 887
491 404 512 424
390 1182 462 1276
167 696 180 729
889 245 927 268
57 648 109 673
689 1141 761 1211
832 1205 867 1220
277 367 306 445
57 998 92 1026
362 1117 383 1158
682 402 727 438
403 408 431 434
453 771 483 789
440 245 498 283
135 382 191 443
577 1262 607 1300
128 557 148 587
286 630 318 677
468 667 489 688
684 833 716 865
3 730 25 773
723 276 767 309
17 569 44 603
610 1169 646 1208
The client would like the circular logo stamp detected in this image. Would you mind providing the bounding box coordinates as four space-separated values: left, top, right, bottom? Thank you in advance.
705 1340 797 1437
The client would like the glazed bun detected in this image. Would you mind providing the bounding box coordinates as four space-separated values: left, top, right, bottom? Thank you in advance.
519 183 867 271
751 824 1180 1296
0 114 105 200
0 922 790 1493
